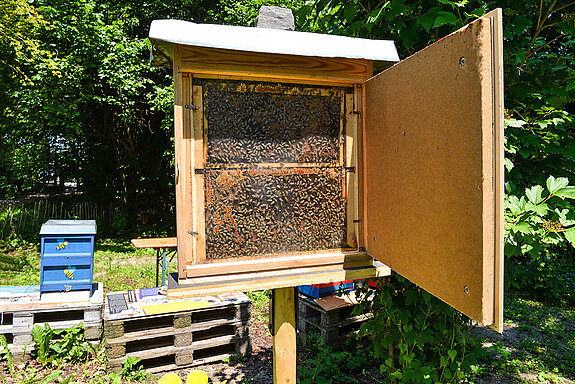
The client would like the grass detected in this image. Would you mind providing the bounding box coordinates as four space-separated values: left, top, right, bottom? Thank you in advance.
0 239 177 291
468 292 575 383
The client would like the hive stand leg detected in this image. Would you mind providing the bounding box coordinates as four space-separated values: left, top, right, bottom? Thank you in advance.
272 287 296 384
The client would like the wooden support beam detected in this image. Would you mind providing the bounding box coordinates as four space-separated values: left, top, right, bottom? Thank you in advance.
167 261 390 299
272 287 296 384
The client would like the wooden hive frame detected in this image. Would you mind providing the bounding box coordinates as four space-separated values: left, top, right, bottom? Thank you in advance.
173 45 375 278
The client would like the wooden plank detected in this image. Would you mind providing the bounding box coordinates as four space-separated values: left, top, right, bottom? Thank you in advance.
272 287 296 384
174 45 194 276
357 84 366 249
180 45 373 83
191 82 206 265
168 263 390 299
105 319 246 345
345 92 358 249
487 8 505 333
191 73 355 88
131 238 177 249
183 251 372 277
363 13 503 327
180 263 373 287
314 294 358 312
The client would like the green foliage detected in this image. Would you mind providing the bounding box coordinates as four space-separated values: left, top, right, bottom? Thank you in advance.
296 0 485 57
0 334 15 376
505 175 575 305
356 275 483 383
31 323 95 366
245 290 270 323
121 356 149 381
298 332 382 383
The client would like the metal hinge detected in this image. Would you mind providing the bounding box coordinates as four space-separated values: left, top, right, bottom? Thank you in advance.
345 166 356 173
185 104 197 110
194 168 204 175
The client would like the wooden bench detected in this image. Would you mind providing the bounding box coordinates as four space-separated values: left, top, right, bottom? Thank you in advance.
131 238 177 287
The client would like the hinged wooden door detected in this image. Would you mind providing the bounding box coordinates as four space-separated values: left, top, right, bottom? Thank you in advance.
363 9 504 331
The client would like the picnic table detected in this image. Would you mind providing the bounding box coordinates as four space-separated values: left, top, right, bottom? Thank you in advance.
130 237 177 287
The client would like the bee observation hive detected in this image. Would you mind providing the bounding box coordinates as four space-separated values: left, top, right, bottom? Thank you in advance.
200 79 351 260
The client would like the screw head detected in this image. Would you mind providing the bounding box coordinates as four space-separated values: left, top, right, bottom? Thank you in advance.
459 57 466 66
463 286 469 294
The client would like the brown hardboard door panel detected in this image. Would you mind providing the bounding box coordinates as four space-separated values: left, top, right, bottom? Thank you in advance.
363 9 503 330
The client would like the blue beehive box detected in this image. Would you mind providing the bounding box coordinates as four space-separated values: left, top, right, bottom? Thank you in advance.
39 220 97 295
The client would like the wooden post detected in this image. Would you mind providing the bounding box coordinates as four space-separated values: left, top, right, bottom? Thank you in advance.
272 287 296 384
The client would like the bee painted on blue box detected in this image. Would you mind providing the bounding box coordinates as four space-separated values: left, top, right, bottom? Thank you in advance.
56 238 68 250
64 267 75 279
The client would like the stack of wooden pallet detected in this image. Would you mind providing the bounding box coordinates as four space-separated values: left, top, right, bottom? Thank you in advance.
104 291 251 373
298 292 372 349
0 283 103 359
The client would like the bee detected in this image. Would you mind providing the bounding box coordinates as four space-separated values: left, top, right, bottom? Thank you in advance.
56 240 68 250
64 268 75 279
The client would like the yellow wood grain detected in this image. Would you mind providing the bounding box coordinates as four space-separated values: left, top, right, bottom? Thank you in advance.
272 287 296 384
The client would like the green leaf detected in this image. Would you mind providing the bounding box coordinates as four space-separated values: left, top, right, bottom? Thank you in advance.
505 119 526 127
433 11 458 28
525 185 544 204
533 203 549 216
507 195 523 215
557 186 575 199
440 355 448 367
513 222 531 234
448 349 457 361
438 0 468 7
546 176 569 195
343 4 356 23
564 228 575 247
504 158 514 172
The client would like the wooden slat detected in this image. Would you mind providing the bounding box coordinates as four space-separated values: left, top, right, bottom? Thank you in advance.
345 92 358 249
191 73 355 88
183 251 372 278
131 238 177 249
488 8 505 333
357 84 366 250
191 83 206 265
168 262 390 299
272 287 296 384
174 46 194 276
180 45 373 83
105 319 245 345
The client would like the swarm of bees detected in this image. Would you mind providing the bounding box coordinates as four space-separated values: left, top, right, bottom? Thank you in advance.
200 79 348 260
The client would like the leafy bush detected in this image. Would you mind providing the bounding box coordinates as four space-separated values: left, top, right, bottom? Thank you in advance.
356 275 484 384
31 323 96 366
298 332 381 383
505 175 575 306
